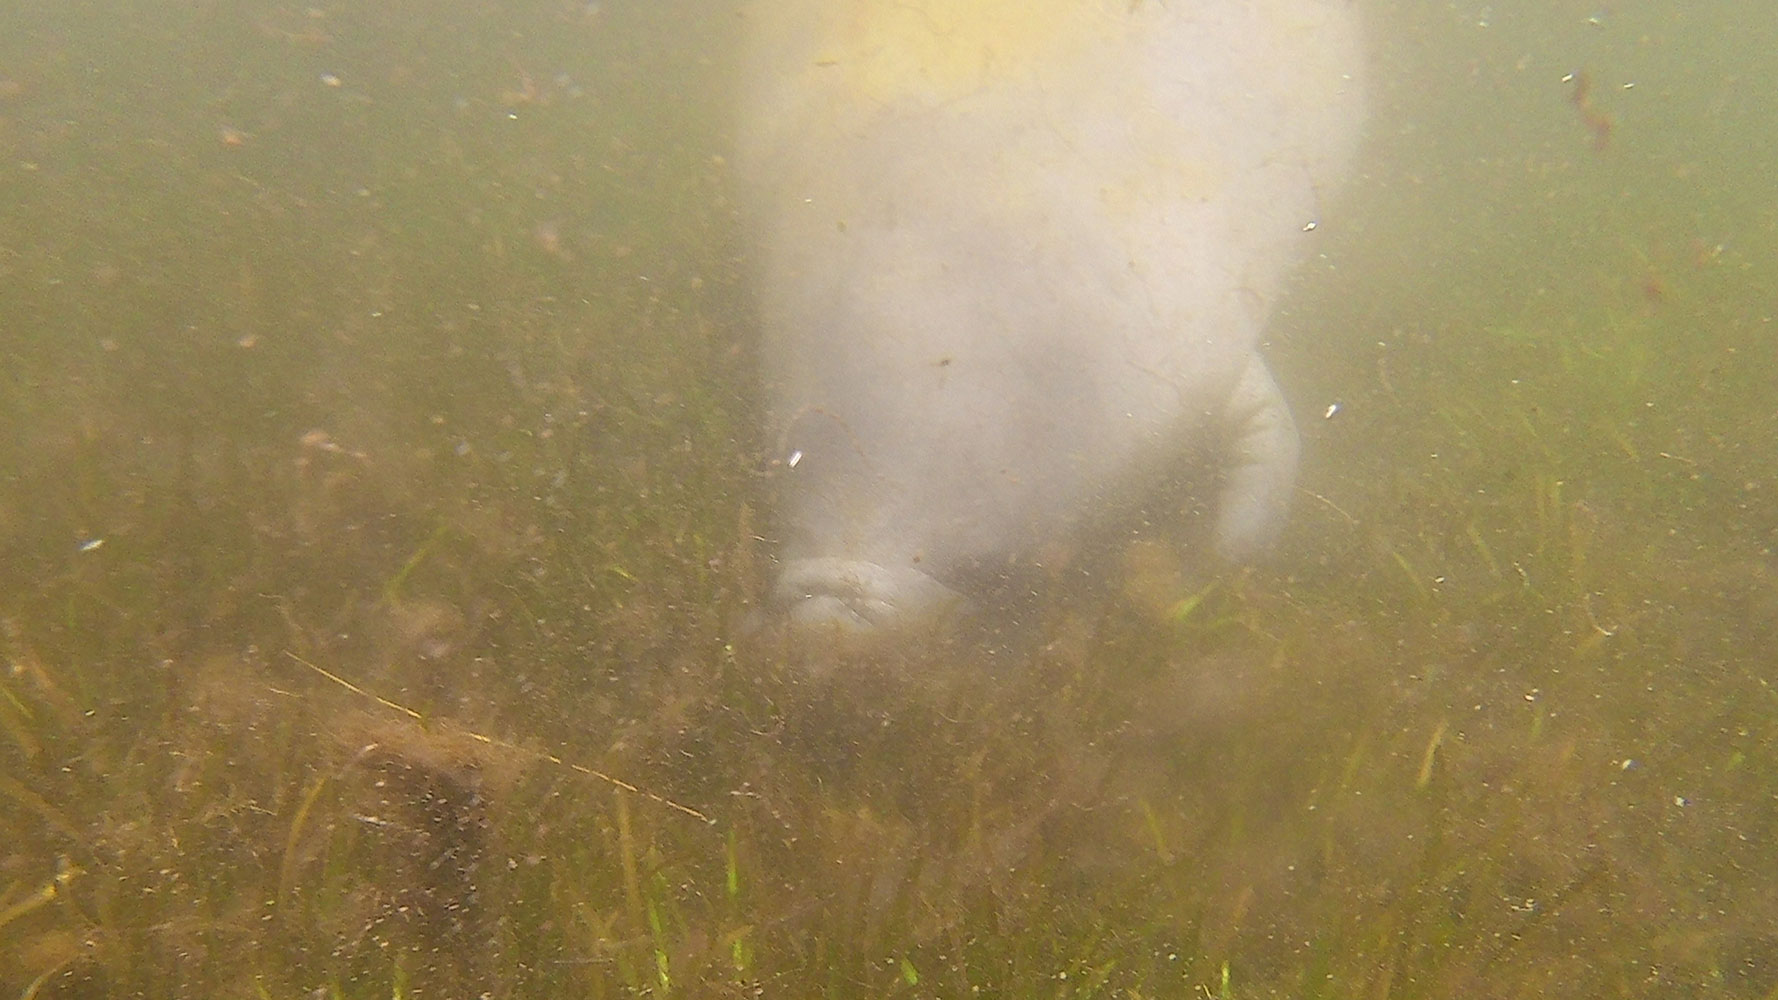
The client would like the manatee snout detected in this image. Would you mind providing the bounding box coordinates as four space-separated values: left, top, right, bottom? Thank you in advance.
773 557 965 648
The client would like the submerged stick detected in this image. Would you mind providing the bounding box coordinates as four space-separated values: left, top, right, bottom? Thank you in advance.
282 651 712 825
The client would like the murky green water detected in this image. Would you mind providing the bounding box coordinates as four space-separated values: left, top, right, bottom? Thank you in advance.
4 2 1776 997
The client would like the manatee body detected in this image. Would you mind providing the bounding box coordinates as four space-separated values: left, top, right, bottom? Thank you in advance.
735 0 1366 642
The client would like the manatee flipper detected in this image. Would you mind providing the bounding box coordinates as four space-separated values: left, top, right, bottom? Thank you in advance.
1212 355 1301 560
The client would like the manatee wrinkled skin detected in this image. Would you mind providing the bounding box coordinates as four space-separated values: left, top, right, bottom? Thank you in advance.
735 0 1366 645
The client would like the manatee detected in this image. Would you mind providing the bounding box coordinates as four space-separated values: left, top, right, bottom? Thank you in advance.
734 0 1366 644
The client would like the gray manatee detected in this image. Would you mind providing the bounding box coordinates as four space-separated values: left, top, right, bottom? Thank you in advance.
734 0 1366 642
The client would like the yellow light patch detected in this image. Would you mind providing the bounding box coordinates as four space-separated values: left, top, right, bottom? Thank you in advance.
813 0 1097 104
